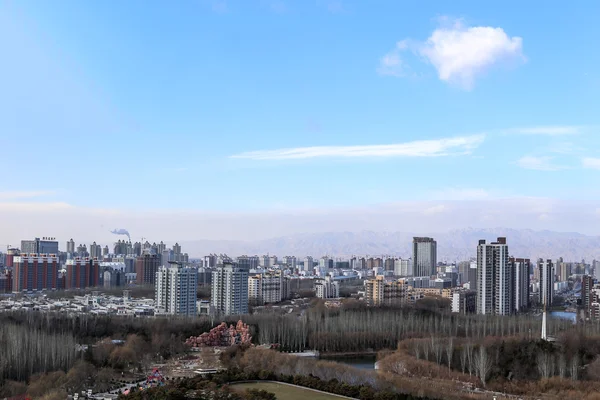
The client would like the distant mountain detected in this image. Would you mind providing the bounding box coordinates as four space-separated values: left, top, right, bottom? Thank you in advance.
180 228 600 262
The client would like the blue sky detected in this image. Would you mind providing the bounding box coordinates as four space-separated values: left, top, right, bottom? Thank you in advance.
1 0 599 243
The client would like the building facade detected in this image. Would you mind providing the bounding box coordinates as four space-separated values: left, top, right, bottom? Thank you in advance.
538 259 554 308
476 237 510 315
155 264 198 316
135 253 161 285
452 290 477 314
12 254 59 292
65 257 100 289
413 237 437 277
314 276 339 299
211 262 249 315
511 257 531 312
20 237 59 256
365 275 410 306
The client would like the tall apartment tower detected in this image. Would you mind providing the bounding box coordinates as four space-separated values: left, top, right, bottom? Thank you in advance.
155 263 197 316
211 262 249 315
66 239 76 254
538 259 554 308
303 256 314 272
135 253 161 285
413 237 437 277
511 257 531 312
476 237 511 315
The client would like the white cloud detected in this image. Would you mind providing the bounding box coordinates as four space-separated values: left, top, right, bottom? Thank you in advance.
378 40 409 77
583 157 600 170
516 156 566 171
512 126 582 135
379 18 524 89
0 202 72 212
0 190 55 200
231 134 484 160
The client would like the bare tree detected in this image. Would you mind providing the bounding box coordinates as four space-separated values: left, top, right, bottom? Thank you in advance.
460 344 468 374
537 351 553 379
466 341 474 376
445 337 454 370
413 341 421 360
570 353 580 381
557 353 567 379
474 346 493 387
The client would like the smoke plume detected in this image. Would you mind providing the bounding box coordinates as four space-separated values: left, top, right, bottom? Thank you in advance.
110 228 131 242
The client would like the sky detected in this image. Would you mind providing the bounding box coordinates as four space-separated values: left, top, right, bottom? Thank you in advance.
1 0 599 246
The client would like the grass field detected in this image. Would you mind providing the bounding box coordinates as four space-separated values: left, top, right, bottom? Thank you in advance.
230 382 353 400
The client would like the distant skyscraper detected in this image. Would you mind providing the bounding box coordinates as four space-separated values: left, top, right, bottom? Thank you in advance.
103 245 109 256
173 242 181 255
282 256 297 269
135 253 161 285
66 239 75 254
248 272 284 305
155 263 197 316
77 244 88 257
211 262 249 315
511 258 531 312
303 256 313 272
90 242 101 259
133 242 142 256
20 237 59 255
413 237 437 277
157 241 166 254
476 237 510 315
394 258 412 277
539 259 554 308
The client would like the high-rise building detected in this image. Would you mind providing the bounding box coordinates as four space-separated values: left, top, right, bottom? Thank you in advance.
319 256 334 269
66 239 75 254
538 259 554 308
65 257 100 289
248 272 285 305
211 262 249 315
89 242 101 259
103 245 109 256
413 237 437 277
476 237 511 315
314 276 339 299
451 290 477 314
12 254 59 292
511 258 531 312
365 275 409 306
394 258 412 277
173 243 182 255
303 256 314 272
157 241 166 254
282 256 297 269
384 257 395 272
594 260 600 281
582 275 594 316
20 237 59 256
155 263 197 316
135 253 161 285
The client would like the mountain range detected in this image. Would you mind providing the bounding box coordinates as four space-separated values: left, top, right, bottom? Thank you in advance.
180 228 600 262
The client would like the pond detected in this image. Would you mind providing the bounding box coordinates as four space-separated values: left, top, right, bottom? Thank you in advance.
550 311 577 323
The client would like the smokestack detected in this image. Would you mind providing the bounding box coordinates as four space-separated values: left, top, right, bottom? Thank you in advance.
110 228 131 242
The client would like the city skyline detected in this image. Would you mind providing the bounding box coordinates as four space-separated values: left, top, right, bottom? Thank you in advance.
1 1 600 244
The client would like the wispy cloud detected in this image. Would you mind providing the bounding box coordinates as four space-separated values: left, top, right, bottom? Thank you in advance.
511 126 582 135
231 134 484 160
516 156 566 171
0 190 55 200
379 18 525 89
583 157 600 170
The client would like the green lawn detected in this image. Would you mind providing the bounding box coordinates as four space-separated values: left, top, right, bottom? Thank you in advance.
230 382 353 400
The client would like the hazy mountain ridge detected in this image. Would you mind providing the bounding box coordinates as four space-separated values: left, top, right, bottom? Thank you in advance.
181 228 600 262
